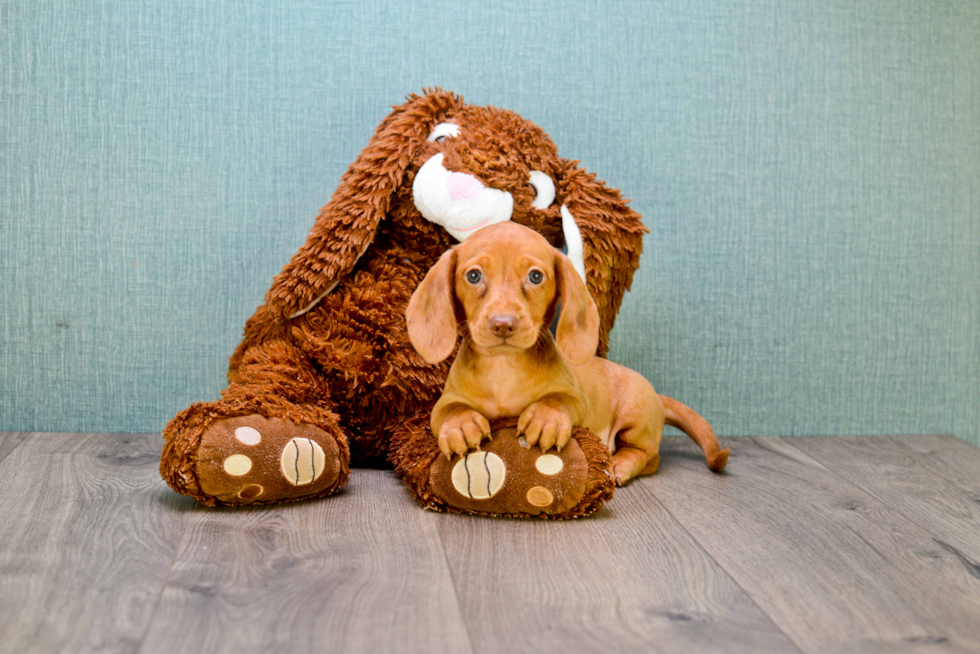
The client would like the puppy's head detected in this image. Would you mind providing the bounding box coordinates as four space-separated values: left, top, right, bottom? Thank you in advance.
406 222 599 366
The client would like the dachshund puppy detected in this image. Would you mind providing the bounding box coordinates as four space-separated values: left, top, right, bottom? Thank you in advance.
407 221 728 485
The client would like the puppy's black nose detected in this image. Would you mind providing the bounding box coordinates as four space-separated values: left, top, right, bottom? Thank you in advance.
489 315 518 338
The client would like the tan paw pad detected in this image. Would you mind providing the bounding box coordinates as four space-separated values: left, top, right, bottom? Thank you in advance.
526 486 554 507
234 426 262 445
237 484 264 500
280 437 326 486
223 454 252 476
451 451 506 500
535 454 564 475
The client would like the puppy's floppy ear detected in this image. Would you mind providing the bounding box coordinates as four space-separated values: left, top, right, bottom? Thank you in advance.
406 249 459 364
266 89 464 320
554 251 600 366
557 160 648 357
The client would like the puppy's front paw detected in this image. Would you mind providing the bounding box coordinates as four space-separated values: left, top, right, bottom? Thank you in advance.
438 409 491 458
518 401 572 453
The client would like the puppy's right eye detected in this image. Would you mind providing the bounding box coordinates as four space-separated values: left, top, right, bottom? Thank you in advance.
466 270 482 284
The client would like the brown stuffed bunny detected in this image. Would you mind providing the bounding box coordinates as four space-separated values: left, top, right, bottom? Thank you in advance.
160 89 647 515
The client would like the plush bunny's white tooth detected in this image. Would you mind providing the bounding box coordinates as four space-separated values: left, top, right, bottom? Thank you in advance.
561 204 587 282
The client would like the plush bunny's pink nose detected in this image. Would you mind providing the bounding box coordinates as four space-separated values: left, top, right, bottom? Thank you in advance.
447 172 484 201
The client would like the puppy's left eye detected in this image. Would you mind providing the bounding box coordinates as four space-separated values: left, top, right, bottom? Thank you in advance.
528 270 544 285
466 270 483 284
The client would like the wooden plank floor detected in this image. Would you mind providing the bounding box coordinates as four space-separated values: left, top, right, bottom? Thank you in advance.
1 433 978 654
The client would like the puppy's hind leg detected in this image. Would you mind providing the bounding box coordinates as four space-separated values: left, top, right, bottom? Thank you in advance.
608 377 665 485
611 421 663 486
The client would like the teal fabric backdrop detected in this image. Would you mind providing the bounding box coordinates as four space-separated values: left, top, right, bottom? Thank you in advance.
1 1 978 444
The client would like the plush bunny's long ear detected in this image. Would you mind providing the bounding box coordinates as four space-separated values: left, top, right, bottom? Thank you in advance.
405 248 459 364
555 251 600 366
557 160 648 357
266 90 464 320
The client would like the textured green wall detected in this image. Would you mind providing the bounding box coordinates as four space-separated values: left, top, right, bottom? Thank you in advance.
1 0 978 444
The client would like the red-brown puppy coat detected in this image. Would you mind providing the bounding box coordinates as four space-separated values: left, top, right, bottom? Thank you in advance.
407 222 728 484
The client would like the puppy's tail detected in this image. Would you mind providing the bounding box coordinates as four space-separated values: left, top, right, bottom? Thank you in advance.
659 395 728 473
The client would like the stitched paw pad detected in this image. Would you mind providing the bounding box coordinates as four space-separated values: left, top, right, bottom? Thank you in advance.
429 425 591 516
196 416 342 504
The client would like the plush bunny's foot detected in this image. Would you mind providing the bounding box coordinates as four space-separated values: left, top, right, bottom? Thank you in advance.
391 418 615 519
194 415 347 505
430 432 590 516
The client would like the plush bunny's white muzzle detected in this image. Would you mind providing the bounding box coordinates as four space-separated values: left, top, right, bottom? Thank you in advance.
412 154 514 241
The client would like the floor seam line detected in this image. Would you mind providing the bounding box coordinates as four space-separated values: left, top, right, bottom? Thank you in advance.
434 517 479 654
134 492 198 653
652 491 807 654
791 436 980 556
647 442 809 654
0 432 30 467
